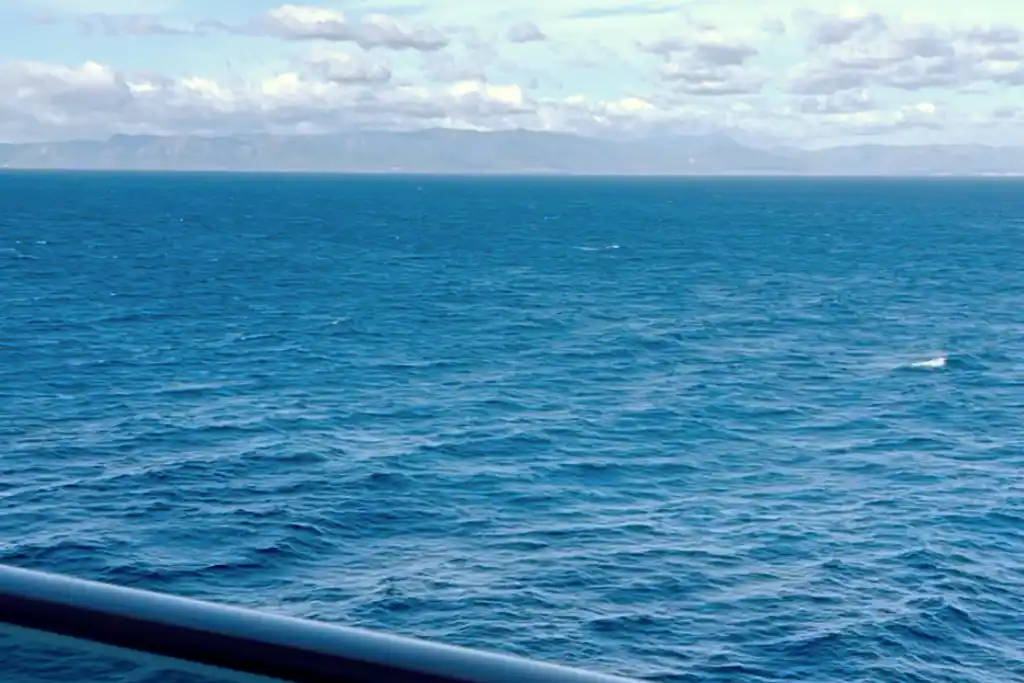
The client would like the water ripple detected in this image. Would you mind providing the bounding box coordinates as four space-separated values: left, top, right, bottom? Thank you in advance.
1 174 1023 682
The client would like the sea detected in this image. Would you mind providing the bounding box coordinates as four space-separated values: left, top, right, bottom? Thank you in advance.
1 172 1022 683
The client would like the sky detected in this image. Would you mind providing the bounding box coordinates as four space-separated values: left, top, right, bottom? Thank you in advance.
1 0 1023 147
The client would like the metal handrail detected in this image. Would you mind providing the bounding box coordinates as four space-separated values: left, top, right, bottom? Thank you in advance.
0 563 641 682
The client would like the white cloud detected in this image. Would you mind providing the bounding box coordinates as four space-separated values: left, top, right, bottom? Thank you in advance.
814 100 946 136
989 104 1024 125
641 32 759 66
23 0 176 13
661 63 767 96
77 12 190 35
799 88 875 114
507 21 546 44
248 4 449 51
639 26 766 96
801 9 888 46
787 17 1024 94
306 48 392 84
1 2 1024 146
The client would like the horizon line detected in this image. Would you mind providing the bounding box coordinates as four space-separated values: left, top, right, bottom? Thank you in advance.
0 131 1021 153
2 168 1023 180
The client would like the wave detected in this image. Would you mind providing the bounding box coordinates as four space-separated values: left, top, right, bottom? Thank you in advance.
908 355 948 370
574 244 620 251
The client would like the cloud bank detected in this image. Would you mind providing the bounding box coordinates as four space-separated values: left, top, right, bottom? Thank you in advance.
1 0 1023 146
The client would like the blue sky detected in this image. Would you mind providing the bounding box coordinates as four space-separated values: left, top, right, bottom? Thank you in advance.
1 0 1023 147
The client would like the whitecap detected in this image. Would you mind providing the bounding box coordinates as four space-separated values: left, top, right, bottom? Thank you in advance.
909 355 947 369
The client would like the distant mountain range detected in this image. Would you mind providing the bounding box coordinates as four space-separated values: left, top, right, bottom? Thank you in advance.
0 129 1022 176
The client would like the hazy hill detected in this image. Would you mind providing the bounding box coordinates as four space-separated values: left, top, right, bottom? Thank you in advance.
0 129 1021 175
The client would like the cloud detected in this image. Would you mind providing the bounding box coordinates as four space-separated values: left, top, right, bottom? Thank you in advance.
0 60 135 140
986 104 1024 130
818 101 945 136
643 34 759 66
507 21 546 44
0 53 785 146
244 4 449 51
802 10 887 46
567 2 687 20
761 19 787 36
0 57 550 141
991 104 1022 119
798 88 875 114
2 50 1009 151
76 12 189 36
418 51 487 83
5 2 1024 147
24 0 176 14
661 63 766 95
641 27 764 95
306 49 392 84
962 25 1022 45
787 14 1024 94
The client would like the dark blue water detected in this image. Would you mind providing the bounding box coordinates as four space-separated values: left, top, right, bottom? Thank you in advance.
2 173 1023 682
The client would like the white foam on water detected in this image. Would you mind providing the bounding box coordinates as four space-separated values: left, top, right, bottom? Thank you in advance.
909 355 947 369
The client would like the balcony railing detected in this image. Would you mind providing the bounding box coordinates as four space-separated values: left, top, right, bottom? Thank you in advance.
0 563 642 682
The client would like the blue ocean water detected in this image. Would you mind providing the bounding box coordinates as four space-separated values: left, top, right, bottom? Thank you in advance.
1 172 1023 683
